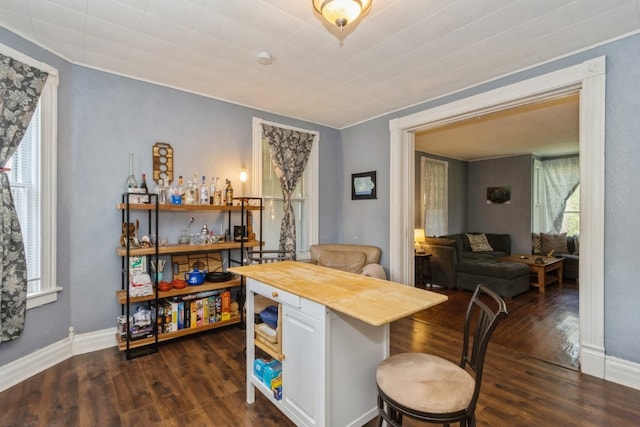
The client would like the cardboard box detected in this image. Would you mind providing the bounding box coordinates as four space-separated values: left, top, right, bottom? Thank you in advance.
221 290 231 321
271 372 282 400
254 359 279 381
263 361 282 388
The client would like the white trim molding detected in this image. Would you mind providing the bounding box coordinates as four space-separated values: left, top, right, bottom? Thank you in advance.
390 56 607 380
0 327 116 393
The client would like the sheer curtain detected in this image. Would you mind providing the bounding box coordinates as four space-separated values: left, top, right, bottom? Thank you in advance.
421 157 448 237
543 157 579 233
261 124 314 257
0 53 48 342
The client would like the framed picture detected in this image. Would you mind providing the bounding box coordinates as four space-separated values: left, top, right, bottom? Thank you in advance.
487 186 511 204
352 171 377 200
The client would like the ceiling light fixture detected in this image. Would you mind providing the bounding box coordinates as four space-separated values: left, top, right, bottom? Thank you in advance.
313 0 372 32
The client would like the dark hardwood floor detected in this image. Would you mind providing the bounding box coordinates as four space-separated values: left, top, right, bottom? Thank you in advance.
2 282 639 426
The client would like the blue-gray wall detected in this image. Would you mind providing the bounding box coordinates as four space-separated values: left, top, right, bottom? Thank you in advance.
467 155 532 254
341 34 640 365
0 26 340 366
2 25 640 368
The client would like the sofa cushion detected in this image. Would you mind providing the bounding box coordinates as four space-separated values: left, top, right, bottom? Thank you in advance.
317 250 366 273
466 233 493 252
541 232 568 254
532 232 542 254
423 237 457 248
439 234 466 262
573 234 579 255
457 259 529 279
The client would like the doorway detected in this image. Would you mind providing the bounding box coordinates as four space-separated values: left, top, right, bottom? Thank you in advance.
388 56 606 379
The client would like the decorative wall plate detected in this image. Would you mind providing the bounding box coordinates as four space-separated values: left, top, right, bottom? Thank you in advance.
152 142 173 185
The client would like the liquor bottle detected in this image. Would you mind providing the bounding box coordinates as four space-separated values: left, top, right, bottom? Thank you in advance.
214 177 223 205
185 179 195 205
171 176 184 205
156 178 166 204
200 176 209 205
225 180 234 206
209 177 216 205
140 173 150 203
124 153 138 194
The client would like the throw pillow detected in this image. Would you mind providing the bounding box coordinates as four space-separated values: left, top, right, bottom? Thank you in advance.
466 233 494 252
573 234 579 255
532 232 542 254
317 250 366 274
541 232 568 254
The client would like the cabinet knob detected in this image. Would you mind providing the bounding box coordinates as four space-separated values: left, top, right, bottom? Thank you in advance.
271 291 278 298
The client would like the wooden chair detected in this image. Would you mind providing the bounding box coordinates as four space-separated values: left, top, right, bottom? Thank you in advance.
376 285 508 427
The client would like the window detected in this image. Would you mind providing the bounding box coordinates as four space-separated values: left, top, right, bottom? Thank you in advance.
561 184 580 236
420 157 448 237
2 43 59 309
252 118 318 260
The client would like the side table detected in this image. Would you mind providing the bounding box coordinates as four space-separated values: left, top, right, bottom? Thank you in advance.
415 252 432 288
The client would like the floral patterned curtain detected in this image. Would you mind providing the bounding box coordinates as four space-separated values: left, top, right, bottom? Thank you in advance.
262 124 314 257
0 53 48 342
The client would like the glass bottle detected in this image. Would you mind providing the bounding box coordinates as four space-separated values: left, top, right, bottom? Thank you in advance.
209 177 216 205
171 175 184 205
225 180 234 206
124 153 138 194
140 173 150 203
156 178 166 204
185 179 195 205
200 175 209 205
214 177 223 205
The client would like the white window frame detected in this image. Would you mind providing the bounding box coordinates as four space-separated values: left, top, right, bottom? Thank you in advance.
252 117 318 260
1 42 60 309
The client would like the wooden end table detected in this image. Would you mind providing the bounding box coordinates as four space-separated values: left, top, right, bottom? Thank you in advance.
414 252 432 288
500 254 564 293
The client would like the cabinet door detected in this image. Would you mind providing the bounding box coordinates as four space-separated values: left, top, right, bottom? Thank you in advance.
281 303 325 427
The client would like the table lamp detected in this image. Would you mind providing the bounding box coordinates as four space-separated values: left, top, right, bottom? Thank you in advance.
414 228 425 252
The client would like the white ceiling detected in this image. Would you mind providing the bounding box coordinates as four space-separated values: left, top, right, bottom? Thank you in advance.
415 93 580 161
0 0 639 133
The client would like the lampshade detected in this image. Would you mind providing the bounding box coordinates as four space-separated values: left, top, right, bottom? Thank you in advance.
313 0 372 31
240 164 248 183
414 229 425 242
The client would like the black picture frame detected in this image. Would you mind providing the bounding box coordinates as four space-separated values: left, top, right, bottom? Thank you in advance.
352 171 377 200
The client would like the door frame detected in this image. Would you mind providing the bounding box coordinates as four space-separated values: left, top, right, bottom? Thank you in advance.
389 56 606 379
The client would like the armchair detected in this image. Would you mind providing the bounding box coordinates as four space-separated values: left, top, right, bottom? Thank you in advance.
309 244 386 279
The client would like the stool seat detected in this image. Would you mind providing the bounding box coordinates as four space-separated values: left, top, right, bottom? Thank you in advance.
377 353 474 414
375 285 508 426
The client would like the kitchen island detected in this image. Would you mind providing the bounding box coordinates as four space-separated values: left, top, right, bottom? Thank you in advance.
229 261 447 427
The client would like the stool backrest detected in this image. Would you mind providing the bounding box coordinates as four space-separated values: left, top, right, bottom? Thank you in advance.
461 285 508 413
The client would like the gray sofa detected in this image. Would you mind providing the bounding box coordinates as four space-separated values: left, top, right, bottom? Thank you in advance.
419 233 531 299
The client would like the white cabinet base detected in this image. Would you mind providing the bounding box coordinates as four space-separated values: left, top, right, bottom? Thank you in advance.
246 278 389 427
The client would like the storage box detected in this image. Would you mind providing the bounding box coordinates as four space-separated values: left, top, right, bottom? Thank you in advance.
263 361 282 388
271 372 282 400
254 358 279 382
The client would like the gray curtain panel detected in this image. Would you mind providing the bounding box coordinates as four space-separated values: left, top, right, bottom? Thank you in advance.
543 157 579 233
0 53 48 342
261 124 314 257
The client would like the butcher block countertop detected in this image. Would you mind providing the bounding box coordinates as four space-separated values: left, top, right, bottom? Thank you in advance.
229 261 448 327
